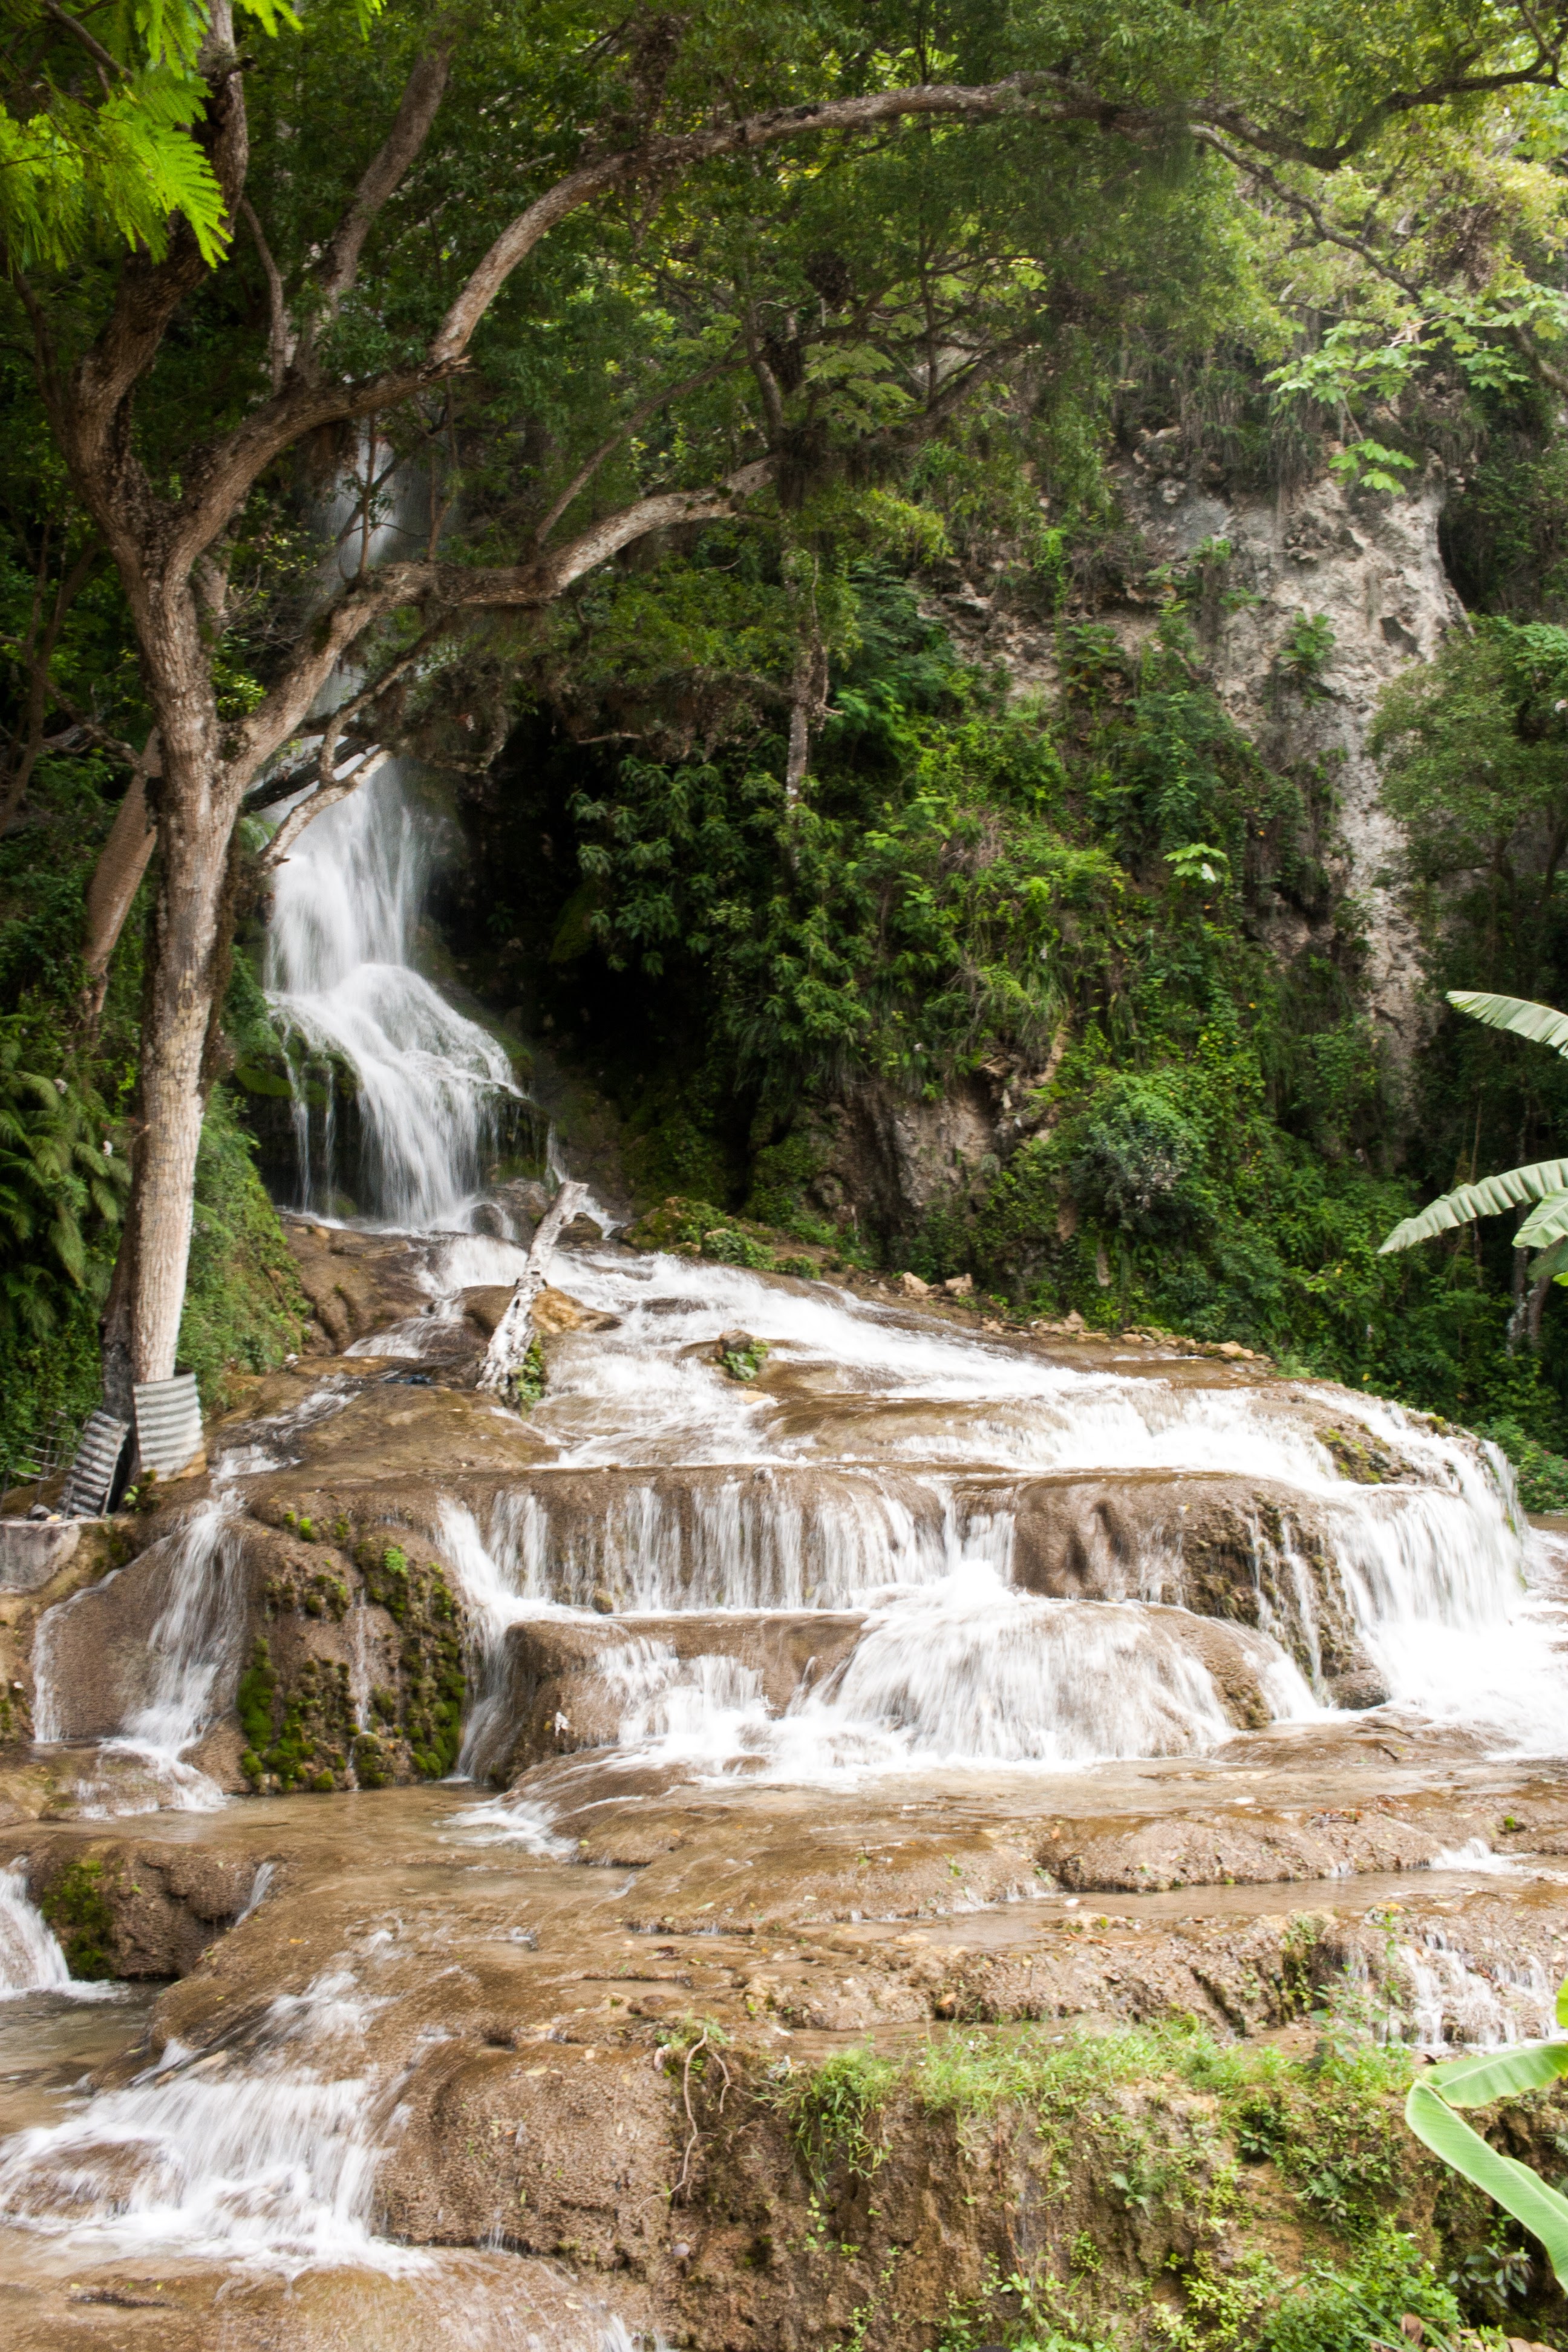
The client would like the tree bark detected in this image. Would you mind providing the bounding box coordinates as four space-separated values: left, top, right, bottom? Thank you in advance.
478 1181 587 1399
111 595 240 1385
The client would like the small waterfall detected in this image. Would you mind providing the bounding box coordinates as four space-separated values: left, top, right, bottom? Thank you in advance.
33 1497 241 1811
566 1570 1317 1780
0 1961 421 2272
265 764 530 1228
0 1860 73 1997
1380 1923 1561 2051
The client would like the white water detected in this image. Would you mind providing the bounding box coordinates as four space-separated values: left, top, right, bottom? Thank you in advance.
266 764 523 1227
0 1955 416 2273
68 751 1561 1800
400 1235 1564 1776
32 1497 240 1812
0 1861 74 1998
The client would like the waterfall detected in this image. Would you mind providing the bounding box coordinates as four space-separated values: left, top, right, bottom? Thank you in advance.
0 1861 74 1998
0 1961 424 2272
431 1245 1568 1785
32 1497 241 1812
265 763 528 1228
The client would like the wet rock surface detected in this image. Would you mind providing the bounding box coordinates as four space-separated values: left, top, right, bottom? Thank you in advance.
4 1222 1568 2345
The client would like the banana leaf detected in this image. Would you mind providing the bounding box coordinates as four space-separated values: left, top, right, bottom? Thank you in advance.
1380 1159 1568 1253
1406 2080 1568 2287
1449 991 1568 1058
1425 2040 1568 2105
1514 1190 1568 1251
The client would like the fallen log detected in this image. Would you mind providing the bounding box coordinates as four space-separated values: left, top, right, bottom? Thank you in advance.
477 1181 587 1400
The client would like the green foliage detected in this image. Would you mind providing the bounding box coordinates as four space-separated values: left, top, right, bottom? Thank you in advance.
719 1336 769 1383
178 1083 307 1406
1477 1417 1568 1513
0 1018 126 1337
1327 440 1419 495
1256 2224 1462 2352
0 0 376 270
1405 1983 1568 2291
356 1543 466 1777
505 1335 547 1413
38 1857 116 1980
1067 1075 1209 1243
774 2043 898 2189
782 2014 1519 2352
1273 613 1337 698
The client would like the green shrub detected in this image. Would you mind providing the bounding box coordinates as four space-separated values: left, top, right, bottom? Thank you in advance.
1067 1074 1209 1241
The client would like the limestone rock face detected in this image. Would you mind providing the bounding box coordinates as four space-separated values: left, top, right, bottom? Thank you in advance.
285 1220 433 1352
941 460 1461 1071
23 1835 256 1976
962 1469 1377 1686
1123 461 1460 1065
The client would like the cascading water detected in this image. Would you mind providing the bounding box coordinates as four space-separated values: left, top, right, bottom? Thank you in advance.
406 1236 1567 1784
31 1497 241 1812
0 1955 427 2272
265 762 531 1227
0 1863 74 1999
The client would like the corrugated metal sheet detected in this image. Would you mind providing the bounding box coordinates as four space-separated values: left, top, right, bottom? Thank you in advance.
60 1412 129 1517
133 1374 203 1478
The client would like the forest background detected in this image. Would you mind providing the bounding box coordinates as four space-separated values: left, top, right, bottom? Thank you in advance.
9 0 1568 1501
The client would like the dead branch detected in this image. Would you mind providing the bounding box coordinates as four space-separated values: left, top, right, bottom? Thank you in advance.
478 1181 588 1399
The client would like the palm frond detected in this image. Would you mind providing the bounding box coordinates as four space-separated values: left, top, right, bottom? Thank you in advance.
1379 1158 1568 1253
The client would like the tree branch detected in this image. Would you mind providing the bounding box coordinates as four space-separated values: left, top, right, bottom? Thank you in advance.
1192 130 1426 301
263 747 391 866
534 352 741 544
299 28 459 370
241 197 292 393
225 460 776 783
65 3 249 477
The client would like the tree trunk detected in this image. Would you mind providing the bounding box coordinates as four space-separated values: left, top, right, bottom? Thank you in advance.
102 623 238 1388
478 1181 587 1398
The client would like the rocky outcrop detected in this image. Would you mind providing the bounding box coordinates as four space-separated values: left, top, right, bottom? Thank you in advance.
286 1218 436 1352
941 458 1460 1075
24 1836 257 1976
34 1498 471 1795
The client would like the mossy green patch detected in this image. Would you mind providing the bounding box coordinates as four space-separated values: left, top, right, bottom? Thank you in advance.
39 1857 117 1980
356 1543 467 1779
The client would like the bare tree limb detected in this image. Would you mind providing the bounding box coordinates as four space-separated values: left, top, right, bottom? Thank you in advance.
42 0 126 82
263 747 392 867
83 734 162 993
741 300 785 443
241 198 293 393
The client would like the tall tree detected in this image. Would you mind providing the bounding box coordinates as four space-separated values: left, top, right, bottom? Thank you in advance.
7 0 1568 1408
